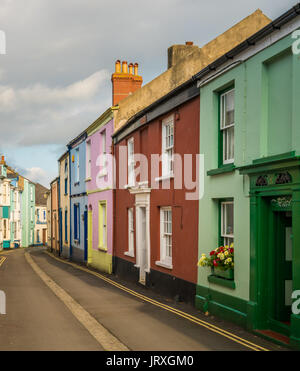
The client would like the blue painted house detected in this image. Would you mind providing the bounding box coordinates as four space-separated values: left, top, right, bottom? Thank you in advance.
68 131 88 263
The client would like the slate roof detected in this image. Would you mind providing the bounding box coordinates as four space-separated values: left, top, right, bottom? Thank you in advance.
35 183 49 206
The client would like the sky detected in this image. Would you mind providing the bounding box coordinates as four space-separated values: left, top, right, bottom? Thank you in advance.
0 0 297 187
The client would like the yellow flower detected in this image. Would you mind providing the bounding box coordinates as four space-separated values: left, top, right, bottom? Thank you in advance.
225 251 229 256
225 258 232 265
218 253 225 261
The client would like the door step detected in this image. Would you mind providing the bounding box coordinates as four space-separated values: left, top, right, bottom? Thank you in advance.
255 329 290 346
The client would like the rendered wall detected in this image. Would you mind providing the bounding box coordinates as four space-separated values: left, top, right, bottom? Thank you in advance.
197 30 300 303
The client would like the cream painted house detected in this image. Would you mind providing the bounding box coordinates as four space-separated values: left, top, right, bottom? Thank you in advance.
34 183 49 246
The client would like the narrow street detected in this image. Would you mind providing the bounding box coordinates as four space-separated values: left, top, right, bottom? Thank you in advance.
0 248 287 351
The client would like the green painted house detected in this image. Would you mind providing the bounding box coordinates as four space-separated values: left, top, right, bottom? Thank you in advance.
21 178 35 247
195 5 300 348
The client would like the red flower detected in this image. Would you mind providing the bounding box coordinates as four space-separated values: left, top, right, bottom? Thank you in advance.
213 260 218 267
210 250 216 256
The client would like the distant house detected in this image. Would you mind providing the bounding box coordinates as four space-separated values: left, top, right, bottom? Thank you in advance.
50 177 59 254
86 107 118 274
45 189 51 249
34 183 49 246
7 171 22 248
58 151 70 258
68 132 88 263
0 158 11 249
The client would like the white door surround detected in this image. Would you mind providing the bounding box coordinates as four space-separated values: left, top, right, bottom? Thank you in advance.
130 187 151 285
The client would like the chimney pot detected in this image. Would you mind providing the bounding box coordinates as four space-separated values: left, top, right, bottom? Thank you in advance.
134 63 139 76
122 61 128 74
185 41 193 45
128 63 133 74
115 60 121 73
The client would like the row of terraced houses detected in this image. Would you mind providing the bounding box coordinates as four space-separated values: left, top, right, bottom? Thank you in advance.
47 4 300 349
0 157 49 250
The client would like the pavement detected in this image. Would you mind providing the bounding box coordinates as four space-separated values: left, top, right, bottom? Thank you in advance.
0 247 289 351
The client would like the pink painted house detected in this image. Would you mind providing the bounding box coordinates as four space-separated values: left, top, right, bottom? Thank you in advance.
86 107 117 273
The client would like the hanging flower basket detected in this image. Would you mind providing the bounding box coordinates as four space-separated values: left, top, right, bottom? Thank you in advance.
198 244 234 280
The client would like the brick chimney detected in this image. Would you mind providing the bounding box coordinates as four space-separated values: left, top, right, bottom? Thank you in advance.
167 41 200 69
111 60 143 106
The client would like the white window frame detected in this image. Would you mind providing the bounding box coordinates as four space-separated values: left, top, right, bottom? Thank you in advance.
162 116 174 177
125 208 135 257
86 140 91 179
220 89 235 165
127 138 135 187
99 130 107 178
156 207 173 269
76 148 80 183
221 201 234 246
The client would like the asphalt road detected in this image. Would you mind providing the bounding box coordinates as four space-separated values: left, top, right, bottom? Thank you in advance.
0 247 288 351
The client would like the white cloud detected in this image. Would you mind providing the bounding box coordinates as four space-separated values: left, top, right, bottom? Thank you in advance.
0 86 16 110
23 167 50 187
0 69 109 110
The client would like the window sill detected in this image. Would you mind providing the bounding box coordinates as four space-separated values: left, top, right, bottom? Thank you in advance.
98 246 107 252
155 261 173 270
207 164 236 176
124 184 135 189
124 251 135 258
207 274 236 289
155 173 174 182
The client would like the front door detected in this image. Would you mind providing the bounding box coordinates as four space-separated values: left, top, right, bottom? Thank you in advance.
138 207 147 284
84 210 88 262
42 229 46 245
269 207 293 335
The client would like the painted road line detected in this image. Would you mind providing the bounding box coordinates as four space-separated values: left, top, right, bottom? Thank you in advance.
25 252 129 351
0 249 16 255
45 251 269 352
0 257 6 267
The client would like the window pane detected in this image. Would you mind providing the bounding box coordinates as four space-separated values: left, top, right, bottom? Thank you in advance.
226 203 234 235
223 126 234 162
225 90 234 127
228 126 234 160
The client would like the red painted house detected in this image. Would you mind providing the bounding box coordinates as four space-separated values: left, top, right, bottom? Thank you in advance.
113 80 200 303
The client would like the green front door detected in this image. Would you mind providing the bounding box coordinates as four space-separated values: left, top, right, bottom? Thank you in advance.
269 206 293 335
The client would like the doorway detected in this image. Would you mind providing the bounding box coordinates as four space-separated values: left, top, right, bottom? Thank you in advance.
137 206 148 285
268 207 293 335
84 210 88 262
42 229 46 245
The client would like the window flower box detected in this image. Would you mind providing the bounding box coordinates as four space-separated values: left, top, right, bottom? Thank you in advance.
212 266 234 280
198 244 234 280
